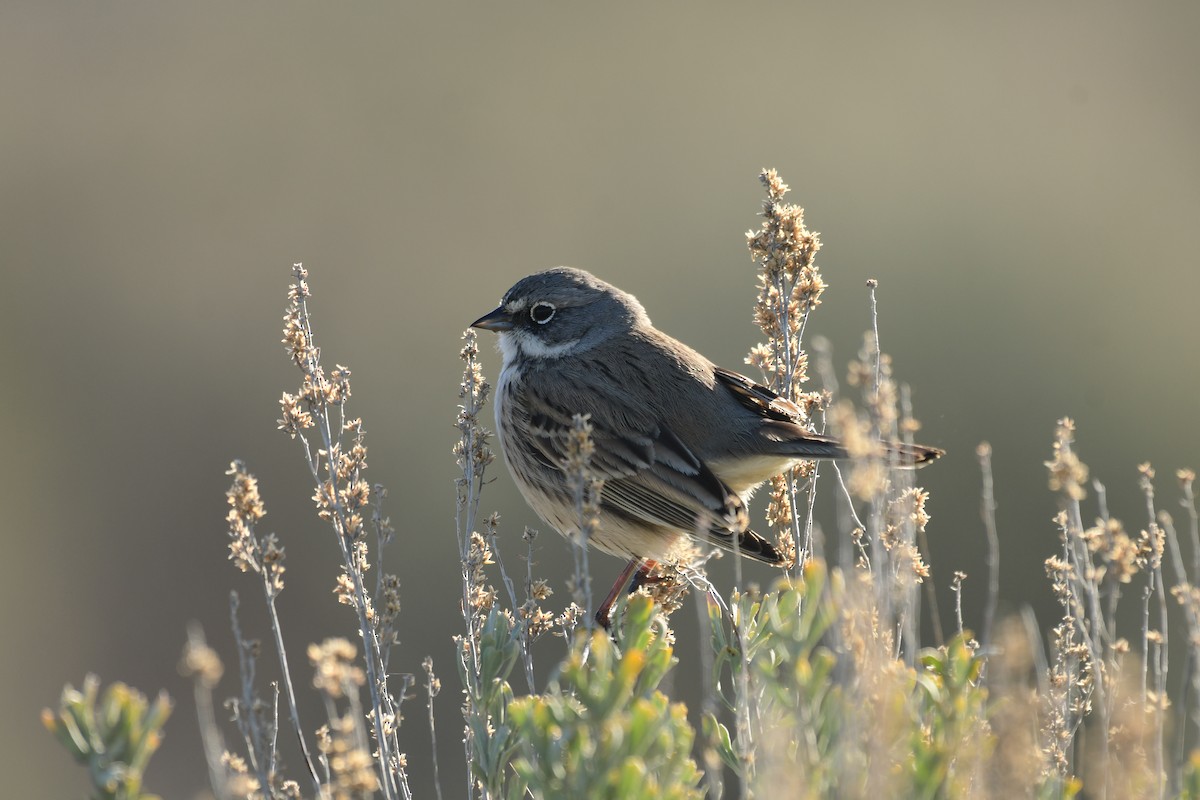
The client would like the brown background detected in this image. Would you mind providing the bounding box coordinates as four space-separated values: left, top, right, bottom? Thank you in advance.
3 2 1198 796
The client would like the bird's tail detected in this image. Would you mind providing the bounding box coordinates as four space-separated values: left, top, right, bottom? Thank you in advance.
886 441 945 466
780 431 944 468
706 527 785 566
739 528 784 564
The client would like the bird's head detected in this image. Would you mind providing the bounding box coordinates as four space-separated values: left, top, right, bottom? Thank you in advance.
471 267 648 361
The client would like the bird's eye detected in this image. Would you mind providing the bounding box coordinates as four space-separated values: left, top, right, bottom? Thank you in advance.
529 302 556 325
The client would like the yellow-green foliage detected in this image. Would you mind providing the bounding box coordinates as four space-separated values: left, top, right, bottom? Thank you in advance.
508 596 703 800
703 562 1013 799
912 636 990 797
706 562 839 793
459 607 523 798
41 674 171 800
1181 752 1200 800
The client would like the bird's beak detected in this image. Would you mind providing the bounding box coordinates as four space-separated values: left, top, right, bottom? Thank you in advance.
471 306 515 332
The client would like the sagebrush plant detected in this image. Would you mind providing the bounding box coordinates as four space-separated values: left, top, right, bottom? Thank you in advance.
44 170 1200 798
507 596 703 800
41 674 172 800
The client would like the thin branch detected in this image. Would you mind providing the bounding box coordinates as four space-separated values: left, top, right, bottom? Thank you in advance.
977 442 1001 650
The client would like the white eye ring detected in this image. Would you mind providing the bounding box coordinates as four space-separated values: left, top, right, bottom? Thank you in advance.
529 302 556 325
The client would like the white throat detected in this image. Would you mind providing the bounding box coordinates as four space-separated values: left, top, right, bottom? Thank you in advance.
499 329 581 361
493 330 582 430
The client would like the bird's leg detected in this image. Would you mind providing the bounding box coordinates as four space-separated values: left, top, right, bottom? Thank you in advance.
595 558 654 629
628 559 662 593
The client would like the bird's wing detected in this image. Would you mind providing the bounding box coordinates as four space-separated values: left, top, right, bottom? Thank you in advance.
713 366 944 465
519 381 780 561
712 366 806 422
713 367 848 455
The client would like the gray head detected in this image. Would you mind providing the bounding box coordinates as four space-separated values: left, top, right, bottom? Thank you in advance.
471 268 650 360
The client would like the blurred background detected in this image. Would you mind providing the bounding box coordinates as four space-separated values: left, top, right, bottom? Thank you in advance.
3 2 1198 796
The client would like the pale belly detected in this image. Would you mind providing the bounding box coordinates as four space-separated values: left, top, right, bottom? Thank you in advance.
710 454 799 496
